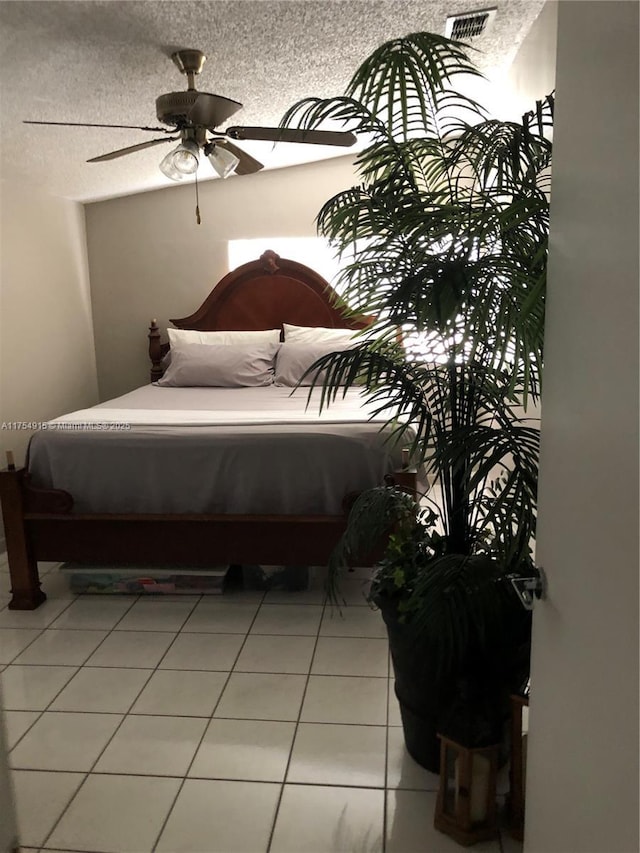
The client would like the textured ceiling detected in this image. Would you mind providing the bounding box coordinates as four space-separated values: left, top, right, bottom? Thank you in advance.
0 0 545 202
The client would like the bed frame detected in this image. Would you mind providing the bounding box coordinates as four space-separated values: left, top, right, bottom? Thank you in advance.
0 250 415 610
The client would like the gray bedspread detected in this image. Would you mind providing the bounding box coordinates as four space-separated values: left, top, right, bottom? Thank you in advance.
27 385 409 514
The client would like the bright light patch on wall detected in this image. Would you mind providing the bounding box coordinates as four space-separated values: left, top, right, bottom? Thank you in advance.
402 328 458 363
228 238 344 291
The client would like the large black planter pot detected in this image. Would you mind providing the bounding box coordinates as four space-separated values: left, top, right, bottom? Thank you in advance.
393 684 442 773
377 594 530 774
377 596 450 772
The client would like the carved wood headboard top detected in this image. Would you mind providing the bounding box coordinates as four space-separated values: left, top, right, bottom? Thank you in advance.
148 250 371 381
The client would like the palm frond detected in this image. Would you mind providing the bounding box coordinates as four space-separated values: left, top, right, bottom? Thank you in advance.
279 95 386 139
346 32 486 139
451 120 552 192
326 485 419 604
522 91 555 138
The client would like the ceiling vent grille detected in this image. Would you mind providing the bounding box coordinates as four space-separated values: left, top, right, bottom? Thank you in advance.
445 8 497 40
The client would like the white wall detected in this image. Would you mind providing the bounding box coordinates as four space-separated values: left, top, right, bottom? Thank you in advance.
502 1 558 118
0 183 98 840
85 155 359 401
527 3 639 851
0 181 99 465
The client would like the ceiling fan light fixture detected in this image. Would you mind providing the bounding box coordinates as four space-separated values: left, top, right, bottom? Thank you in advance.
207 144 240 178
159 151 185 181
173 139 200 174
159 139 200 181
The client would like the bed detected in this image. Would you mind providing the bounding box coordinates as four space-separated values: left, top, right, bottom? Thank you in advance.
0 250 415 609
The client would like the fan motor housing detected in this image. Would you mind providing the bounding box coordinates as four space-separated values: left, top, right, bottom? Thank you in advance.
156 91 243 129
156 91 200 126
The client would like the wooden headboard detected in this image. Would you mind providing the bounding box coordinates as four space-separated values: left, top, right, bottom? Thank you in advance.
148 249 371 382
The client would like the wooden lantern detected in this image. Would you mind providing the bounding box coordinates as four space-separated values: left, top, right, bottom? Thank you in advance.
507 691 530 840
434 735 500 846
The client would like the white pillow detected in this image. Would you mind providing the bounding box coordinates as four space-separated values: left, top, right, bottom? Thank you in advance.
168 328 281 349
275 341 356 387
283 323 359 344
157 342 278 387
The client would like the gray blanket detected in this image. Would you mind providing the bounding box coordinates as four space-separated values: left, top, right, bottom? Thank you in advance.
28 385 408 514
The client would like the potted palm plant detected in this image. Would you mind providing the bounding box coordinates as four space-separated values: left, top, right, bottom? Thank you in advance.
280 31 552 771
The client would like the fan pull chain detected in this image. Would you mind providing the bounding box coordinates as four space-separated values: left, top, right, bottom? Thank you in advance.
194 171 201 225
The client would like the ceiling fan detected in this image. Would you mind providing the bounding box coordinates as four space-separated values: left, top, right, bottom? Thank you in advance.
24 48 357 182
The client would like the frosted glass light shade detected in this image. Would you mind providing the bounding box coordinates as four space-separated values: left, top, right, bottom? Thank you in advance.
159 140 200 181
207 145 240 178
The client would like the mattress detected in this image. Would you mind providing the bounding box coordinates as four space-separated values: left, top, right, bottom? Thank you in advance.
27 384 408 515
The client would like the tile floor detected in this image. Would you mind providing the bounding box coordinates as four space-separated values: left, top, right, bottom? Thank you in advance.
0 556 522 853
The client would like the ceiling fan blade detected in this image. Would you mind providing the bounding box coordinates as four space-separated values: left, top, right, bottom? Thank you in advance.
24 120 173 133
215 139 263 175
225 126 357 147
87 136 178 163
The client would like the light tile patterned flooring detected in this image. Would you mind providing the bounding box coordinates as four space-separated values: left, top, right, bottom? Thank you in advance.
0 556 522 853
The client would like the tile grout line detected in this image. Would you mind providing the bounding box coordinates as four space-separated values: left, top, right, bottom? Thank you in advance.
1 598 77 666
36 591 203 851
14 766 415 788
149 588 267 853
264 589 330 853
4 708 45 755
9 574 405 853
6 589 142 669
15 597 144 690
8 568 284 849
382 638 392 853
1 588 83 750
15 590 142 662
35 770 90 852
1 578 96 753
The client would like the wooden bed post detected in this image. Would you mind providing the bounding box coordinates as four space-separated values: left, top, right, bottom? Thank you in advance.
148 319 163 383
0 461 46 610
384 449 418 500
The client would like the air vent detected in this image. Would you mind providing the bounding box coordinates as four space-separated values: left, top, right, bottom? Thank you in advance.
445 8 497 40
